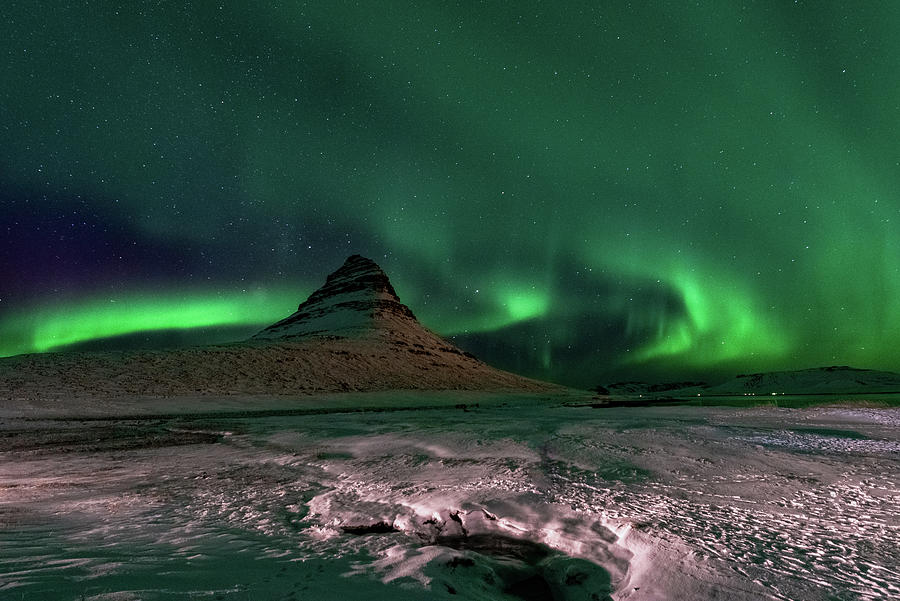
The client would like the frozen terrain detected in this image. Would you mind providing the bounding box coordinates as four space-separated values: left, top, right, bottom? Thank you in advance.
2 394 899 600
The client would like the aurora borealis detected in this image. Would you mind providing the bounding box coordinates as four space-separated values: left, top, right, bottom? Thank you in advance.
3 2 900 386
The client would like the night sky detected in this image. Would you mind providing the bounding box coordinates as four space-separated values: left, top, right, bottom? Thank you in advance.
3 2 900 387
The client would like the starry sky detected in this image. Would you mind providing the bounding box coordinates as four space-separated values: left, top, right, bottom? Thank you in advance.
3 1 900 387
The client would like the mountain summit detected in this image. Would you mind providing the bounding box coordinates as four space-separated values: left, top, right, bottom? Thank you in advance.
244 255 549 392
253 255 417 340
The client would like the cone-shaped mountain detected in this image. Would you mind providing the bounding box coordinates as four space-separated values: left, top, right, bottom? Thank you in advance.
253 255 418 340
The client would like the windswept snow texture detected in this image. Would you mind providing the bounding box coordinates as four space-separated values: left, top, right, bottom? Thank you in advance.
1 398 899 600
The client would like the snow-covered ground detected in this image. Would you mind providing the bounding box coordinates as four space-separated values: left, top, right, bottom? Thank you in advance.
2 395 898 600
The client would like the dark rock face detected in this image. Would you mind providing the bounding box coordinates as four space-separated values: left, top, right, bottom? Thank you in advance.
302 254 408 312
253 255 419 340
341 521 399 535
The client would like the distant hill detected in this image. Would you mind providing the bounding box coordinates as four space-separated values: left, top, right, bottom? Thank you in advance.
0 256 557 400
597 366 900 397
703 366 900 395
596 381 708 396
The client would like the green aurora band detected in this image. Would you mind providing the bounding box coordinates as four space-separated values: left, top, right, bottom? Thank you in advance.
0 284 551 358
0 290 305 356
3 2 900 383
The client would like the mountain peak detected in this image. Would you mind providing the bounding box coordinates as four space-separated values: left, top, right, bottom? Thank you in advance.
253 255 417 340
310 254 402 307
